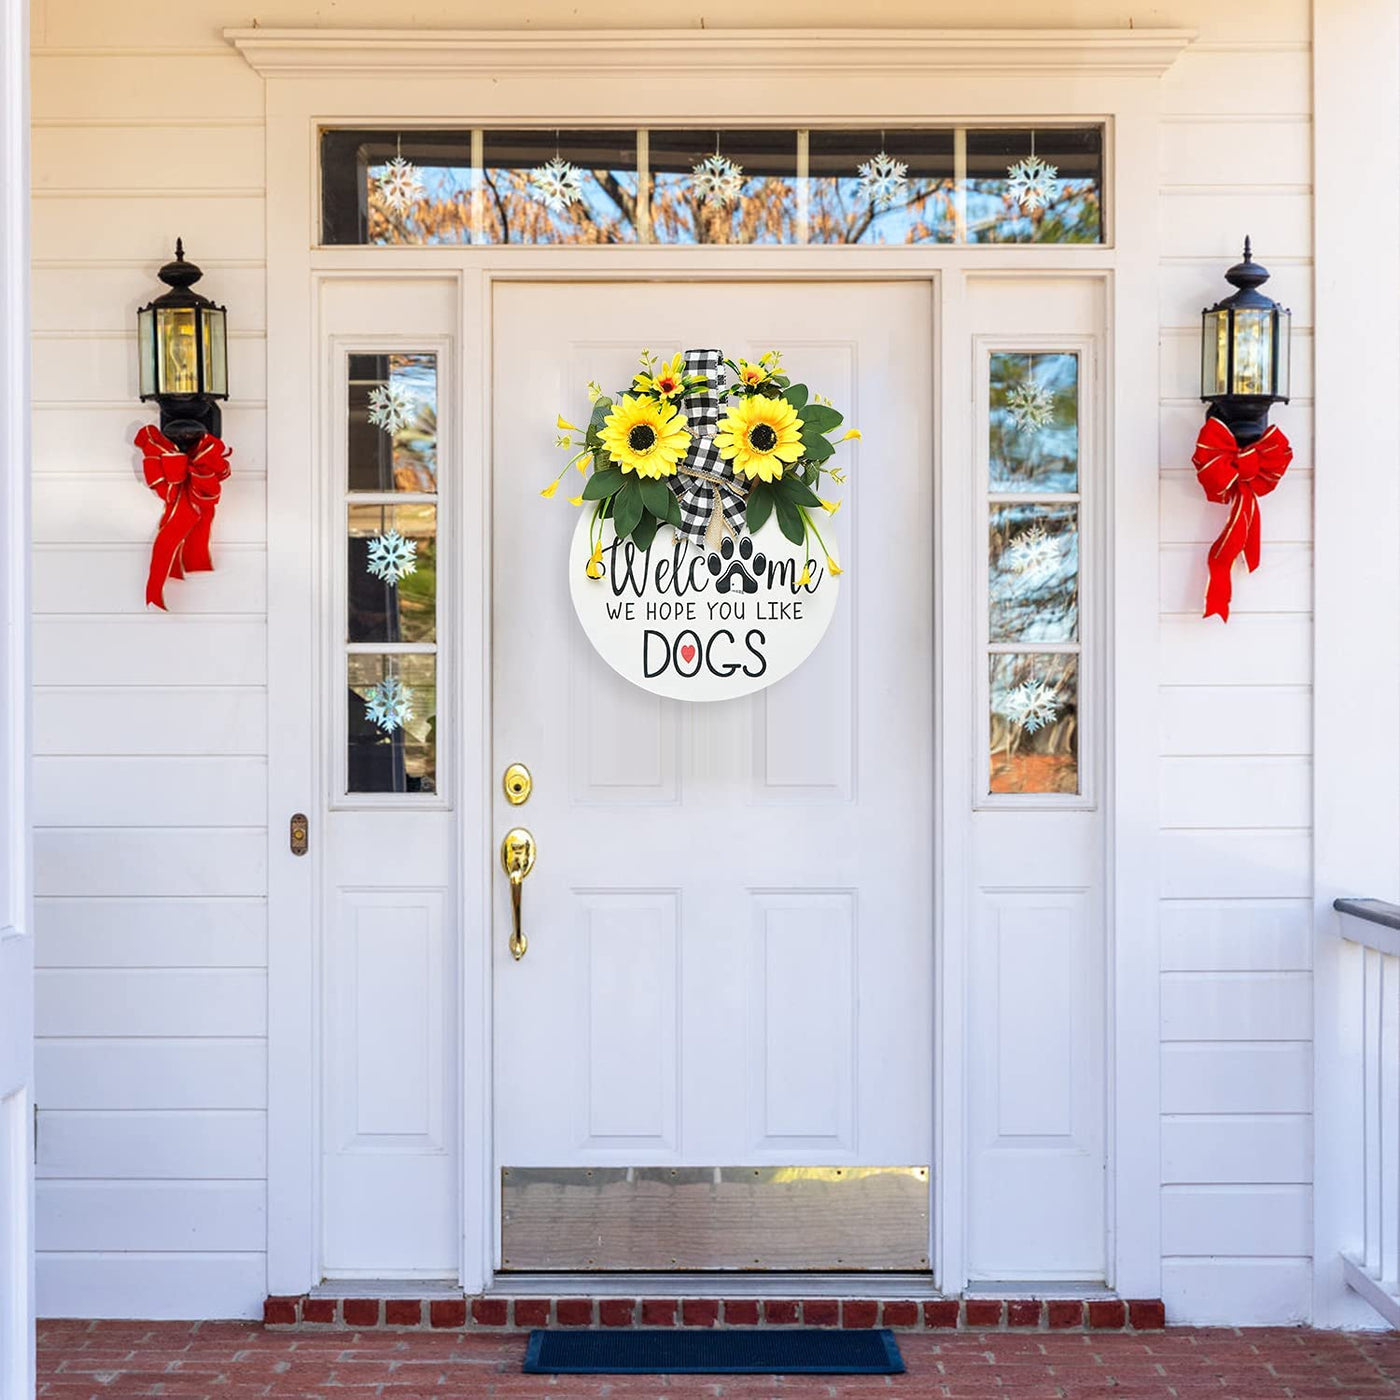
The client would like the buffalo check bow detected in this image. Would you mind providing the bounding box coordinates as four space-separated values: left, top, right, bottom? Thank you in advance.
669 348 748 546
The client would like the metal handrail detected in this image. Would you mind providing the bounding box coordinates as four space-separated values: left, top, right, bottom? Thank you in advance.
1335 898 1400 956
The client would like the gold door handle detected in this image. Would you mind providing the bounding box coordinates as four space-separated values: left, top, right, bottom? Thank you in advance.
500 827 537 961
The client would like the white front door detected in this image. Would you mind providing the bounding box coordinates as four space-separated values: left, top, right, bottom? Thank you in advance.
491 281 934 1269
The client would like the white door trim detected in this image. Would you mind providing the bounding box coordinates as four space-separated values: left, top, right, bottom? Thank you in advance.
247 30 1182 1298
0 0 32 1387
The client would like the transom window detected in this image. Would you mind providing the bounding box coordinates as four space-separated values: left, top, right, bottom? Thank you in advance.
320 126 1104 246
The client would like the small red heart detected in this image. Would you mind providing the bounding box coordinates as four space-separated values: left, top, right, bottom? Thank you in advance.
680 644 696 664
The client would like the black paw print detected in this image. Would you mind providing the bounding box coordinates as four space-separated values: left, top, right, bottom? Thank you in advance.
707 535 767 595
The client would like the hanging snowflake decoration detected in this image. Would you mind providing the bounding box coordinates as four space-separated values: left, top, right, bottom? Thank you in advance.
1006 524 1061 586
366 380 416 436
1005 154 1060 213
365 529 419 584
363 676 415 734
376 156 423 214
691 153 745 208
856 150 909 210
1005 378 1056 436
1003 679 1061 734
528 156 586 213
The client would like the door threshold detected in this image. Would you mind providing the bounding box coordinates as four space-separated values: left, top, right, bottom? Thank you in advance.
487 1272 944 1299
312 1278 462 1298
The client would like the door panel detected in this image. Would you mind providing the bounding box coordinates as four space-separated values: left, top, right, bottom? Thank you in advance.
317 279 458 1279
491 282 934 1268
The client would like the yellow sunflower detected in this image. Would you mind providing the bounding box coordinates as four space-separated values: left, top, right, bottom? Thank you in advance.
599 394 692 479
715 395 805 482
633 352 688 400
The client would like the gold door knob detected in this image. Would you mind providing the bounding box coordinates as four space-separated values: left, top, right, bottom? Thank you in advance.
500 827 537 961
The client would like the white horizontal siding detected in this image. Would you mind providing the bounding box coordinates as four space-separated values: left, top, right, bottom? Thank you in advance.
36 969 267 1037
37 1039 267 1109
1162 1114 1312 1184
37 1180 266 1251
37 1110 265 1179
33 688 267 757
36 1253 265 1321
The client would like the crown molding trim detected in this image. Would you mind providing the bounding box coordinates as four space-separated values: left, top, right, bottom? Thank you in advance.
224 27 1196 81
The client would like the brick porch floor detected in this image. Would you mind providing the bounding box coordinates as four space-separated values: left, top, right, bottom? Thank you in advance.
35 1320 1400 1398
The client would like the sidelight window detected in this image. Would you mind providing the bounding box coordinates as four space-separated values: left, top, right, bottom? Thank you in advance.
343 352 440 796
985 351 1083 797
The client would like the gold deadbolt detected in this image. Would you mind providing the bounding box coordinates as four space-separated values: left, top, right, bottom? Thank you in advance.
503 762 533 806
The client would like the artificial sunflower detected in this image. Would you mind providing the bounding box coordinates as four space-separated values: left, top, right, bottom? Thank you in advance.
598 394 692 479
715 394 805 483
633 352 688 400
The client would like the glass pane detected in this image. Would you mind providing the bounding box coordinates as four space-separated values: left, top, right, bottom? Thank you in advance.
965 127 1103 244
348 654 437 795
348 503 437 644
323 130 475 245
201 308 228 397
1231 308 1273 396
989 352 1079 493
807 129 956 244
647 130 798 244
989 653 1078 795
137 309 155 397
348 353 437 493
480 130 640 244
1202 310 1229 397
155 306 199 394
989 504 1078 644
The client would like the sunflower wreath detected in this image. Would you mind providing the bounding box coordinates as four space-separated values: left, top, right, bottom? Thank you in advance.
543 348 860 579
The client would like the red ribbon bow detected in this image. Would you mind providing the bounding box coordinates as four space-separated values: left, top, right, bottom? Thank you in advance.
135 425 232 610
1191 416 1292 622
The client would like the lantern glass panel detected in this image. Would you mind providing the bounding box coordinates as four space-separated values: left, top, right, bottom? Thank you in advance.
155 306 199 395
1231 308 1273 396
201 306 228 397
137 308 156 398
1201 308 1229 398
1275 307 1291 399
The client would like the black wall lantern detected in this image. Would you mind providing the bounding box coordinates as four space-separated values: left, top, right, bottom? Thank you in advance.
1200 237 1291 446
137 239 228 450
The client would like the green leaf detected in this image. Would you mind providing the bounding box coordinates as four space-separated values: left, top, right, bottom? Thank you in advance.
798 403 844 435
638 477 673 519
774 494 806 548
666 490 683 527
784 384 809 411
631 511 659 551
801 432 836 464
612 481 643 539
582 467 625 500
746 481 775 534
777 474 822 508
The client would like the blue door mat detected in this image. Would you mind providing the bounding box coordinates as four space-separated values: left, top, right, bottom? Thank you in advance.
523 1327 905 1374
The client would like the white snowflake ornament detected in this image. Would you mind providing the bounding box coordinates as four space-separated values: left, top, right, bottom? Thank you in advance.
1003 679 1061 734
1006 524 1061 586
365 529 419 584
366 381 416 436
376 156 423 214
529 156 585 213
691 153 744 208
856 150 909 209
1006 154 1060 212
364 676 415 734
1005 378 1056 436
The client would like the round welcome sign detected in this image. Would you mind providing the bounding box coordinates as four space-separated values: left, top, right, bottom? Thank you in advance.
568 510 839 702
543 346 858 703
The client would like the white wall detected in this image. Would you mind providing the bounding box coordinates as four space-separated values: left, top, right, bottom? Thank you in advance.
29 0 1314 1322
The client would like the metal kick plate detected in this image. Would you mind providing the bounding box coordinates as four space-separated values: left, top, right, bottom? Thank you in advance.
500 1166 930 1272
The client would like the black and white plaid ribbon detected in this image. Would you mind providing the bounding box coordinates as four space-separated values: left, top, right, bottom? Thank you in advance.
670 348 748 545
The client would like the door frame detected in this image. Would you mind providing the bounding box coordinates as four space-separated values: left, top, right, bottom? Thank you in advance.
236 25 1190 1299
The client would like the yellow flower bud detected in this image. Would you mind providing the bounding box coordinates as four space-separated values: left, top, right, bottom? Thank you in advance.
819 498 842 516
797 564 812 587
826 554 843 577
540 480 559 499
840 428 862 442
567 495 584 507
585 541 605 580
557 413 582 433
